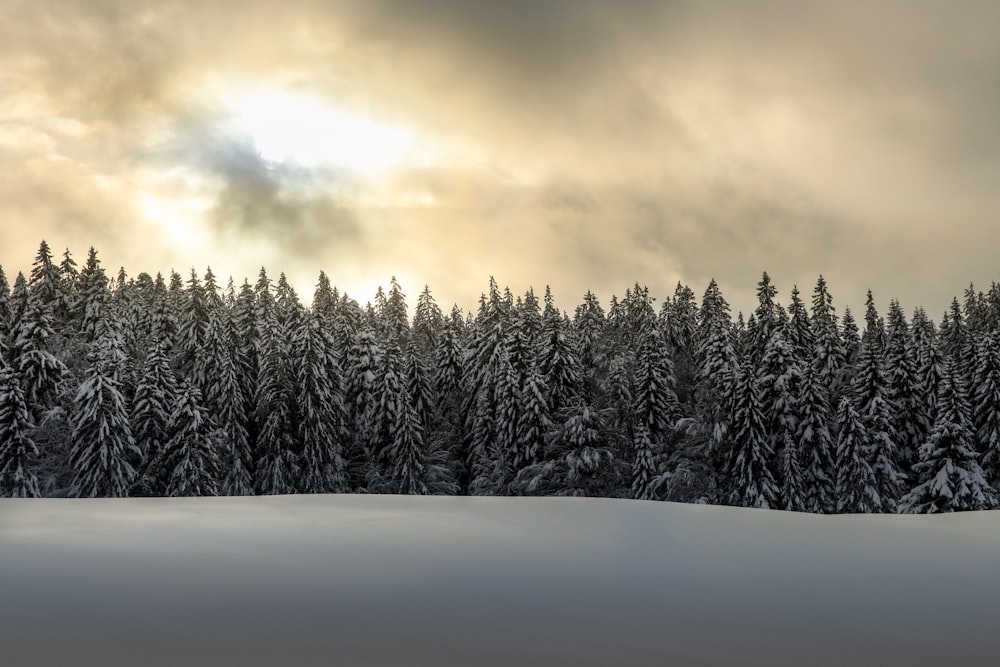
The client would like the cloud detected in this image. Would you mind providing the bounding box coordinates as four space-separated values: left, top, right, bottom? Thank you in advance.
3 1 1000 315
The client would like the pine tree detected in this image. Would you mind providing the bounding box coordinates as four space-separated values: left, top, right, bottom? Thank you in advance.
344 327 382 490
162 382 220 497
68 328 138 498
757 325 804 511
293 311 347 494
412 285 443 355
28 240 62 307
131 340 177 496
725 361 777 509
884 300 920 469
254 311 298 495
540 293 582 415
786 285 814 364
10 288 67 418
0 367 40 497
902 363 996 513
797 368 836 513
696 279 738 456
77 247 110 342
834 397 881 513
974 332 1000 484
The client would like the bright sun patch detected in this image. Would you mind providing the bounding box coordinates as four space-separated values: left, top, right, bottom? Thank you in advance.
229 90 416 173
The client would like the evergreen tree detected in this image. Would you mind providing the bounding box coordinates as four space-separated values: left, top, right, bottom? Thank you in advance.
162 382 220 497
28 240 62 307
293 311 347 494
757 325 804 510
9 288 67 418
254 311 298 495
77 247 110 342
902 363 996 513
68 328 138 497
696 279 738 455
884 300 920 468
725 361 777 509
834 397 881 513
797 368 836 513
0 367 40 497
974 332 1000 484
131 341 177 496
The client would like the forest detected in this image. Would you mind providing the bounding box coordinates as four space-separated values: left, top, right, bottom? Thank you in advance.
1 239 998 513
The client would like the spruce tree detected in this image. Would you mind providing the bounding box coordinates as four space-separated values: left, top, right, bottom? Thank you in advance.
68 328 138 497
725 361 777 509
0 367 40 497
901 362 995 513
162 382 220 497
131 340 177 496
293 311 347 494
974 332 1000 484
797 367 836 513
834 397 881 513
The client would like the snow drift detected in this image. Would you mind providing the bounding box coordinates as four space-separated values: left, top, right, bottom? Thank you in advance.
1 495 997 666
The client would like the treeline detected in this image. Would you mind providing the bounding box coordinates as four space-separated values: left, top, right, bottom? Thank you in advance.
1 240 999 513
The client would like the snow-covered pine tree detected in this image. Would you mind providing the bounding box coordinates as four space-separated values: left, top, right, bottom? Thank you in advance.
786 285 814 365
253 307 298 495
757 324 804 511
516 403 619 497
0 266 11 342
630 322 678 499
540 291 582 415
974 331 1000 484
380 276 410 342
853 339 905 512
131 340 177 496
68 327 139 497
162 381 220 497
0 366 40 497
200 309 254 497
834 396 881 513
27 240 63 308
724 360 777 509
10 287 67 418
884 300 920 469
412 284 443 356
810 275 846 405
841 306 861 370
661 282 699 408
514 358 550 474
797 367 836 513
901 362 996 513
76 247 110 342
696 279 738 457
344 327 382 490
574 290 606 376
750 271 780 364
293 311 347 494
911 307 943 445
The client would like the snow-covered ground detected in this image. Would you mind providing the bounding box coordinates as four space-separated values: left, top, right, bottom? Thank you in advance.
1 495 998 666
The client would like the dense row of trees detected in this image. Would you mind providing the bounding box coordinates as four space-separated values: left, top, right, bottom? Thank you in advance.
2 240 1000 513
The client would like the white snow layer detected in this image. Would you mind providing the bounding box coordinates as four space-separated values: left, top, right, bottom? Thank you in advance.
1 495 998 666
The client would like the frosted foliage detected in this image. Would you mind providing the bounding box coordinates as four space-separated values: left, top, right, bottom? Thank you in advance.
68 363 137 498
0 369 40 497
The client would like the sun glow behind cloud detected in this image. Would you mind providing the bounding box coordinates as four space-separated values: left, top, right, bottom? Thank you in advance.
227 90 418 173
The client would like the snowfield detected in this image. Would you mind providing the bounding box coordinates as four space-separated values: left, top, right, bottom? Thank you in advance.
2 495 998 666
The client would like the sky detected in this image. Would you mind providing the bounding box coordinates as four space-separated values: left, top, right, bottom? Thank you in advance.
2 0 999 319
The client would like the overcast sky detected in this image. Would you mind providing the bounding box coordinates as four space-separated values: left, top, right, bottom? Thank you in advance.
2 0 998 318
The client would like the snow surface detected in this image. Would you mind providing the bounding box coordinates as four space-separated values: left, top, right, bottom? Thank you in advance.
2 495 999 666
